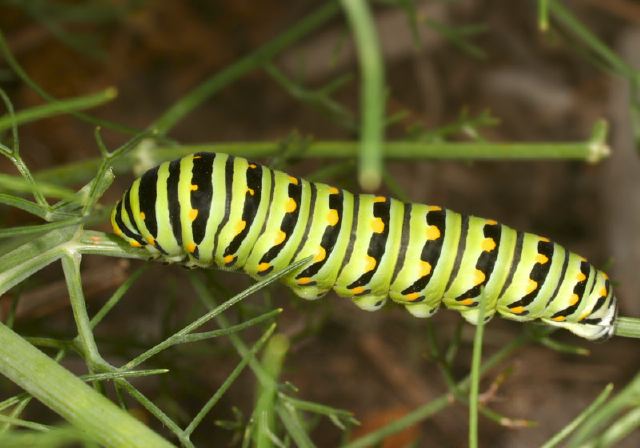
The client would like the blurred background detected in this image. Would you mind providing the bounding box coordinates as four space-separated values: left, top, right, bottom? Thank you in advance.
1 0 640 446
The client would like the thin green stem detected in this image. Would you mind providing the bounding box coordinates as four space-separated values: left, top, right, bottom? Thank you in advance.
0 173 76 200
31 127 611 188
113 378 192 448
276 402 316 448
9 154 49 209
146 136 610 162
588 406 640 447
0 193 74 220
548 0 634 78
469 294 488 448
541 383 613 448
89 265 148 329
538 0 549 32
60 251 108 372
279 396 357 429
0 228 75 297
183 324 277 437
176 309 281 344
0 415 51 432
0 217 84 239
0 30 137 135
122 257 310 370
0 87 117 132
568 371 640 447
254 334 290 448
340 0 386 190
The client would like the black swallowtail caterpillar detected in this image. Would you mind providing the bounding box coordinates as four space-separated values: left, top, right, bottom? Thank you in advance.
111 152 617 340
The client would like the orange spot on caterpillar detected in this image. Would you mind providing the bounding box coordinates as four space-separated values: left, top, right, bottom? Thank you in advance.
373 196 386 203
405 292 421 301
235 220 246 234
258 262 271 272
130 241 142 248
351 286 365 295
247 187 255 196
576 272 587 282
146 237 155 245
569 294 580 306
600 287 608 298
420 261 432 277
139 212 146 220
525 279 538 295
426 225 440 240
481 238 496 252
539 236 551 243
286 198 297 213
297 277 312 285
371 218 385 233
486 219 498 225
314 247 326 262
274 230 286 245
193 155 202 159
327 209 339 226
190 184 198 191
552 315 566 322
186 242 196 253
460 298 475 306
536 254 549 264
474 269 486 285
288 176 299 185
511 306 526 314
427 205 442 212
364 256 377 272
189 209 198 221
249 163 257 168
223 255 236 264
329 186 340 194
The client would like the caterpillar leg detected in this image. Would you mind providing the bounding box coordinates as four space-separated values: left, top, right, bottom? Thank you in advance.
404 302 439 318
287 284 331 301
351 294 388 311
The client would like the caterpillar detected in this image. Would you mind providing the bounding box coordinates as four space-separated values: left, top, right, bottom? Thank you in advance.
111 152 617 340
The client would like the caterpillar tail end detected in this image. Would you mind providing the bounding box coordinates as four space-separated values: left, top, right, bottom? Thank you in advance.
543 295 618 342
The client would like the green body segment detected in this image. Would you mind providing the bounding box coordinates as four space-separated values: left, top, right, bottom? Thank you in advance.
111 152 617 340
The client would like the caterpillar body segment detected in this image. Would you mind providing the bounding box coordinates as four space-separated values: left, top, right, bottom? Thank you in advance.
112 152 617 340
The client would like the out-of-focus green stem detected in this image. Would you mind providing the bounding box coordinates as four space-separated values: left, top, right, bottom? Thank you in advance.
254 334 289 448
468 294 488 448
548 0 640 150
0 30 136 135
538 0 549 32
548 0 635 78
0 88 117 132
32 122 611 187
151 2 340 135
568 372 640 447
541 384 613 448
340 0 386 191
